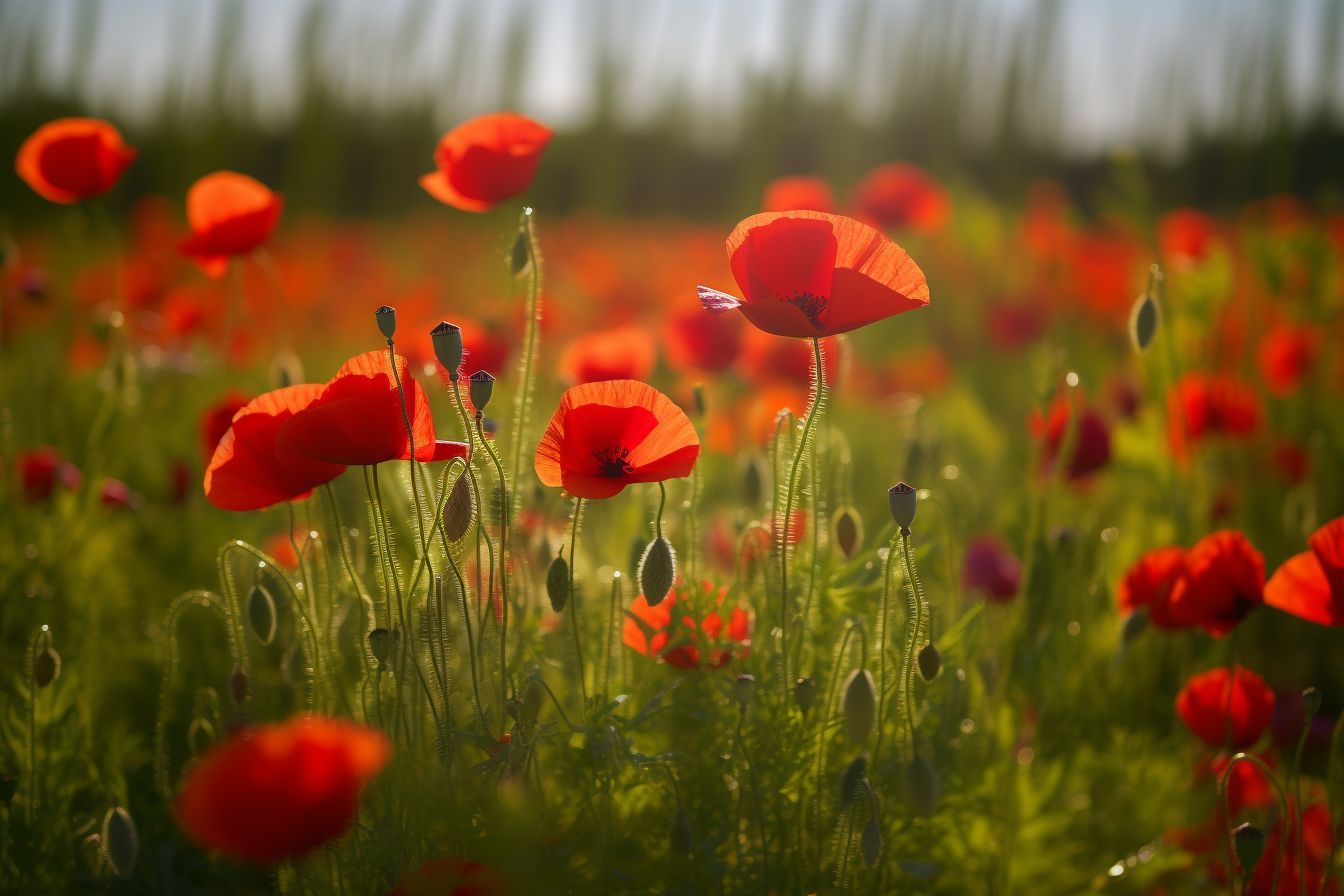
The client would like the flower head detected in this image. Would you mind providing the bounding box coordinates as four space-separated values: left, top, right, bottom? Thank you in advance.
1117 546 1189 629
1264 516 1344 627
1167 530 1264 638
848 162 948 233
962 535 1021 602
16 118 136 204
420 112 552 212
623 581 751 670
179 172 283 277
1175 665 1275 749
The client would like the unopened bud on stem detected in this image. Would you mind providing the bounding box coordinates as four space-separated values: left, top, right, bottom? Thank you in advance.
375 305 397 341
431 321 464 378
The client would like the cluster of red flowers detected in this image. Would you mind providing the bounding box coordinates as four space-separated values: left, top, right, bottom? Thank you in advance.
623 581 751 670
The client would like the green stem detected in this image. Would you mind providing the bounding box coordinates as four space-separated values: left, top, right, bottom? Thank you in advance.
567 498 588 706
873 536 899 771
508 208 542 523
477 413 513 718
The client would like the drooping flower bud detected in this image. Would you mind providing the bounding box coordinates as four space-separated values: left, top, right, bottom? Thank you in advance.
1129 291 1160 353
832 505 863 559
917 642 941 682
546 552 571 613
33 645 60 687
245 582 277 645
842 669 876 743
102 806 139 879
1301 686 1322 719
431 321 464 378
510 228 531 276
733 673 757 709
639 536 676 607
374 305 397 340
905 755 939 816
1233 822 1266 875
795 676 819 715
740 454 764 506
469 370 496 413
228 665 249 704
1121 610 1148 642
888 482 917 533
840 755 867 807
691 384 707 419
520 674 546 724
443 473 475 542
368 628 396 666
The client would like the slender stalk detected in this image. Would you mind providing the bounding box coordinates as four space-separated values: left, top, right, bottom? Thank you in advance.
872 536 899 770
567 498 588 706
899 530 926 755
734 711 771 888
604 572 621 699
509 208 542 519
477 414 513 714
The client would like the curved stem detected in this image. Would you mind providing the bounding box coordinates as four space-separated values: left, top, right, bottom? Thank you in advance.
477 413 513 719
873 536 899 771
568 498 588 706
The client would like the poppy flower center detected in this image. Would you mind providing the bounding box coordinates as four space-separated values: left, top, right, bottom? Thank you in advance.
782 291 828 326
593 446 635 477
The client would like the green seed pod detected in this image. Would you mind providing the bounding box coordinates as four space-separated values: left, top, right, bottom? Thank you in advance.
1129 291 1159 353
520 674 546 724
733 673 757 709
905 755 939 817
510 229 530 276
917 642 941 682
368 628 395 666
832 505 864 560
375 304 397 340
469 370 496 413
442 473 475 542
245 583 277 645
102 806 139 879
33 646 60 687
228 665 249 704
639 536 676 606
1302 687 1323 720
270 349 304 389
888 482 917 532
0 772 16 807
1234 822 1266 875
840 755 867 807
795 676 819 715
842 669 876 743
546 552 570 613
430 321 464 378
861 814 881 869
1121 610 1148 642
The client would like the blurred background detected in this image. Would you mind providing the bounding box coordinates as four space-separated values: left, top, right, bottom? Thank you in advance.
2 0 1343 219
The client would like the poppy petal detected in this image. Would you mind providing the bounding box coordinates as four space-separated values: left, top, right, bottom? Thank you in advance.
1265 551 1341 627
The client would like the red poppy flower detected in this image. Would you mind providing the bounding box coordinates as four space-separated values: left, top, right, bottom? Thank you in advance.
1257 323 1319 396
200 392 251 462
179 172 283 277
280 351 445 466
558 325 656 384
1167 530 1265 638
1158 208 1218 267
535 380 699 500
1264 516 1344 627
1029 392 1111 481
665 307 743 374
99 478 135 509
849 162 948 233
17 446 82 502
987 300 1048 351
962 536 1021 603
698 211 929 338
1117 546 1189 629
390 856 509 896
761 175 835 213
1175 665 1274 749
176 715 390 865
1167 373 1261 461
624 581 751 670
420 112 552 212
1067 230 1142 318
16 118 136 204
204 385 346 511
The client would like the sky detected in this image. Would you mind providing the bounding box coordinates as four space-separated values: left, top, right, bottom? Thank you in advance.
2 0 1341 154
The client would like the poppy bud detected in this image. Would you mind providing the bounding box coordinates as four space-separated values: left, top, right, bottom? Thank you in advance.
510 228 531 276
840 756 866 807
905 755 939 816
1129 291 1159 353
832 505 863 559
429 321 463 379
546 552 570 613
861 815 881 869
270 350 304 389
228 665 249 704
0 772 15 807
443 473 475 542
733 673 757 709
369 628 395 666
795 676 819 715
691 384 707 419
375 305 397 340
671 808 694 856
245 583 277 645
888 482 917 533
740 454 765 506
1233 822 1266 875
917 642 940 682
843 669 876 743
469 371 496 413
33 645 60 687
1121 610 1148 642
639 536 676 607
520 674 545 724
102 806 138 879
1302 687 1322 720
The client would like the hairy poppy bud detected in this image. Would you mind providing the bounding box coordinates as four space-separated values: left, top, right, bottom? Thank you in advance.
102 806 138 879
431 321 464 378
639 536 676 607
861 815 881 868
469 370 496 413
733 673 757 709
1302 687 1322 719
1122 610 1148 642
692 384 707 419
1129 291 1159 353
888 482 916 533
510 228 530 277
832 505 863 559
843 669 876 743
375 305 397 340
546 552 570 613
795 676 818 715
840 755 867 807
917 642 940 682
740 454 764 507
0 772 16 807
905 755 939 816
228 665 249 704
245 583 277 645
368 628 396 666
443 473 474 542
1233 822 1266 875
520 674 545 724
33 645 60 687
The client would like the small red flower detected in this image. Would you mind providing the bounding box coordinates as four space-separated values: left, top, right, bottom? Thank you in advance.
624 581 751 670
761 175 835 213
849 162 948 233
420 112 552 212
534 380 699 500
175 715 390 865
1167 373 1261 461
1167 530 1265 638
200 392 251 462
664 307 743 374
179 172 283 277
389 856 509 896
16 118 136 204
1117 546 1189 629
1257 323 1319 396
280 351 449 466
962 536 1021 602
17 446 82 502
1175 665 1274 749
1029 392 1111 481
698 211 929 338
558 325 656 384
205 385 346 511
1264 516 1344 627
1158 208 1218 267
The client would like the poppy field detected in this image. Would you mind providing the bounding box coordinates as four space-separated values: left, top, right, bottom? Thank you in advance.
4 3 1344 894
